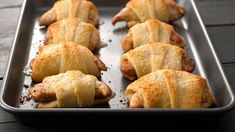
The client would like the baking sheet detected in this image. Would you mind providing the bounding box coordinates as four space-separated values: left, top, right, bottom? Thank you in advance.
0 0 234 115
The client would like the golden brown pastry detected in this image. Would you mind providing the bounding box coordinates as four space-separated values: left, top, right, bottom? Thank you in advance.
44 18 100 51
122 19 184 52
120 42 194 80
39 0 99 26
112 0 185 27
31 42 107 82
29 70 115 108
125 69 214 108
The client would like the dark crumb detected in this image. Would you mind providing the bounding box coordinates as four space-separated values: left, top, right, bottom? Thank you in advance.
36 52 39 54
23 72 31 76
110 64 112 67
19 98 24 104
120 100 123 103
24 84 29 88
108 81 111 83
108 39 112 43
26 96 31 101
19 95 31 104
101 73 103 75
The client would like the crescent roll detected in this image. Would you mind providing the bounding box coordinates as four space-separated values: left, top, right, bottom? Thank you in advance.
44 18 100 51
121 42 194 80
122 19 184 52
112 0 185 27
39 0 99 26
125 70 214 108
30 70 115 108
31 42 107 82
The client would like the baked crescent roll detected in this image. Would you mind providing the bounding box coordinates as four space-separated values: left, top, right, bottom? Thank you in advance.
125 70 214 108
120 42 194 80
39 0 99 26
122 19 184 52
31 42 107 82
112 0 185 27
44 18 100 51
29 70 115 108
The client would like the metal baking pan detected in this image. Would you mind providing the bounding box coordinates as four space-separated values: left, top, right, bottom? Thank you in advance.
0 0 234 122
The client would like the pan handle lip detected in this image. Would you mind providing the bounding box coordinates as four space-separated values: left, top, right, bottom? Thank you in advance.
0 98 234 114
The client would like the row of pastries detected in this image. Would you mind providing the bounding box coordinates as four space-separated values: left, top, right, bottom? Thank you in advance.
28 0 214 109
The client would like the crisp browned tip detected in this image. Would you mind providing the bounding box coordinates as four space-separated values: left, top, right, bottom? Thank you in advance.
122 33 134 52
29 83 56 102
39 9 57 26
166 0 185 21
170 31 185 48
129 93 144 108
182 56 195 73
120 59 137 79
94 56 107 71
95 81 112 98
29 58 35 69
112 15 122 25
179 5 185 16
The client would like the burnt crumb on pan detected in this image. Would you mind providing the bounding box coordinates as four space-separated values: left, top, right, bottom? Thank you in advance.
119 99 127 106
24 84 29 88
108 81 111 83
101 72 103 75
108 39 112 43
23 67 32 76
20 95 31 104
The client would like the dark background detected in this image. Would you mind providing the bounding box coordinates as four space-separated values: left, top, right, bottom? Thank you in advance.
0 0 235 131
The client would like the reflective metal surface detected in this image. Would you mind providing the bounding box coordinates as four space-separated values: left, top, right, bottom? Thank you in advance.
0 0 234 118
